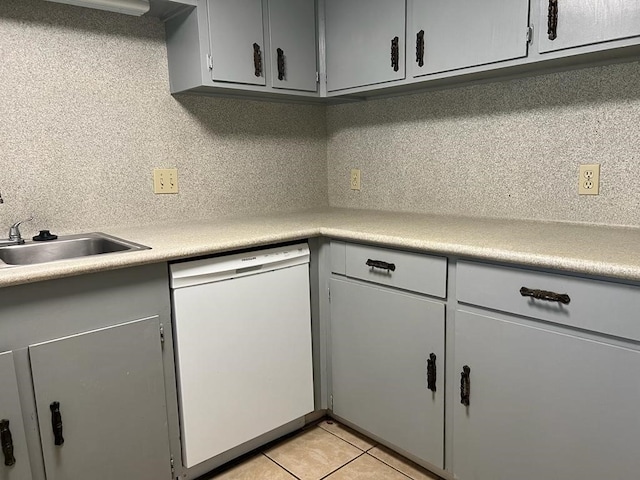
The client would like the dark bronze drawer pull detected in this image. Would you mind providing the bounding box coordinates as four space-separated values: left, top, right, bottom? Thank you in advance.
427 353 436 392
391 36 399 72
253 43 263 77
416 30 425 67
520 287 570 304
50 402 64 446
276 47 285 81
1 419 15 466
460 365 470 406
548 0 558 40
366 259 396 272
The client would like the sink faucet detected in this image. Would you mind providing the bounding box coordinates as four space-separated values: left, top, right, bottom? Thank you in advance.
0 218 33 246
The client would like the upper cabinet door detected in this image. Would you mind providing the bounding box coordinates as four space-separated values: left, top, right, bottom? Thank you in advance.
207 0 266 85
325 0 406 92
411 0 530 77
538 0 640 53
269 0 318 92
0 351 32 480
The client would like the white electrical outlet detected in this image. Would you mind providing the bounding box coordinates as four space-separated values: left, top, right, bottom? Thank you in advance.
153 168 179 194
578 164 600 195
350 169 361 191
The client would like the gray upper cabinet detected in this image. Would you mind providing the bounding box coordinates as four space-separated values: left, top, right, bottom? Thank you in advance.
538 0 640 54
165 0 640 101
325 0 406 92
410 0 530 76
0 352 31 480
166 0 319 98
207 0 266 85
269 0 317 91
454 309 640 480
29 317 172 480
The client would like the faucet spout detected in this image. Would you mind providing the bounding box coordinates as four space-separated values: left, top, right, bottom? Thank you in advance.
1 217 33 246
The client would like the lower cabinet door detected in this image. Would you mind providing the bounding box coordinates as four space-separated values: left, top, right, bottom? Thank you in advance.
454 309 640 480
0 351 31 480
330 278 445 468
29 317 172 480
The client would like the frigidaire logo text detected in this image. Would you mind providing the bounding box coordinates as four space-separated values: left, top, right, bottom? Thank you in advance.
241 257 257 262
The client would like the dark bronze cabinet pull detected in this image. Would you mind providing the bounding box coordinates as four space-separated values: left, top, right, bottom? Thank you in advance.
391 36 399 72
460 365 470 406
50 402 64 446
366 259 396 272
520 287 570 304
0 419 15 467
416 30 425 67
548 0 558 40
427 353 436 392
276 47 285 81
253 43 263 77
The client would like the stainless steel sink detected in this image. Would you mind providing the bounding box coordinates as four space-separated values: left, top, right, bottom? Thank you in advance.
0 233 150 267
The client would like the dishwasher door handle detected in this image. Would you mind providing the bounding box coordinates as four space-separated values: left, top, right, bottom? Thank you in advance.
236 265 263 275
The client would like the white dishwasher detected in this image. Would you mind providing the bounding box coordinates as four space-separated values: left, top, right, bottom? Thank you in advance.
170 243 314 468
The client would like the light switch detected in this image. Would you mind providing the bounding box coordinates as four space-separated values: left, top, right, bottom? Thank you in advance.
153 168 178 194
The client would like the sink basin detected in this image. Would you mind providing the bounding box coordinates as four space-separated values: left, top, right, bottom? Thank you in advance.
0 233 150 267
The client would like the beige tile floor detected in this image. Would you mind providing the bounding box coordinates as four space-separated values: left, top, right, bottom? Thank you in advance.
208 420 441 480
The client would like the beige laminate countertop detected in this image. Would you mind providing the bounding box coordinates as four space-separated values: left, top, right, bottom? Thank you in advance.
2 207 640 288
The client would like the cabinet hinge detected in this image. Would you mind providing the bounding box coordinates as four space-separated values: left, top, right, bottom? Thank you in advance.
207 54 213 71
316 71 320 83
526 26 533 44
160 324 165 346
330 394 334 410
170 455 175 475
328 286 331 303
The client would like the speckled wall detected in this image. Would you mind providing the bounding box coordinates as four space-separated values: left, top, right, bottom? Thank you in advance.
327 61 640 227
3 1 639 235
0 0 327 235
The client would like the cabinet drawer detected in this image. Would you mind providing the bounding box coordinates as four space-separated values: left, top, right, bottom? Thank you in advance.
345 244 447 298
457 261 640 341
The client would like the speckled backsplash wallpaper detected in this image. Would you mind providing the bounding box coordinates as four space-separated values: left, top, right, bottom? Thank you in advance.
0 0 327 235
2 1 640 233
327 61 640 227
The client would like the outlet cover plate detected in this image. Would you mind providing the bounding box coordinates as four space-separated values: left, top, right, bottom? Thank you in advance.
578 164 599 195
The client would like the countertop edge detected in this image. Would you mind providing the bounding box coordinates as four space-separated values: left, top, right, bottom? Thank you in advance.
2 209 640 288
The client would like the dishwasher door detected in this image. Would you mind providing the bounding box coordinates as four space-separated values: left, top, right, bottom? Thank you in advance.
170 244 314 468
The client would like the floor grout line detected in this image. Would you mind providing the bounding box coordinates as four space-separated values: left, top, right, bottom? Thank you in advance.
317 423 377 453
365 451 417 480
317 451 366 480
261 452 303 480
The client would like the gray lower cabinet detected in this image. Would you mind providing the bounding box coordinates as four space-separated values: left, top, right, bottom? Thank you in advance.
454 309 640 480
0 352 31 480
330 277 445 468
28 317 172 480
325 0 406 92
410 0 530 76
538 0 640 54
